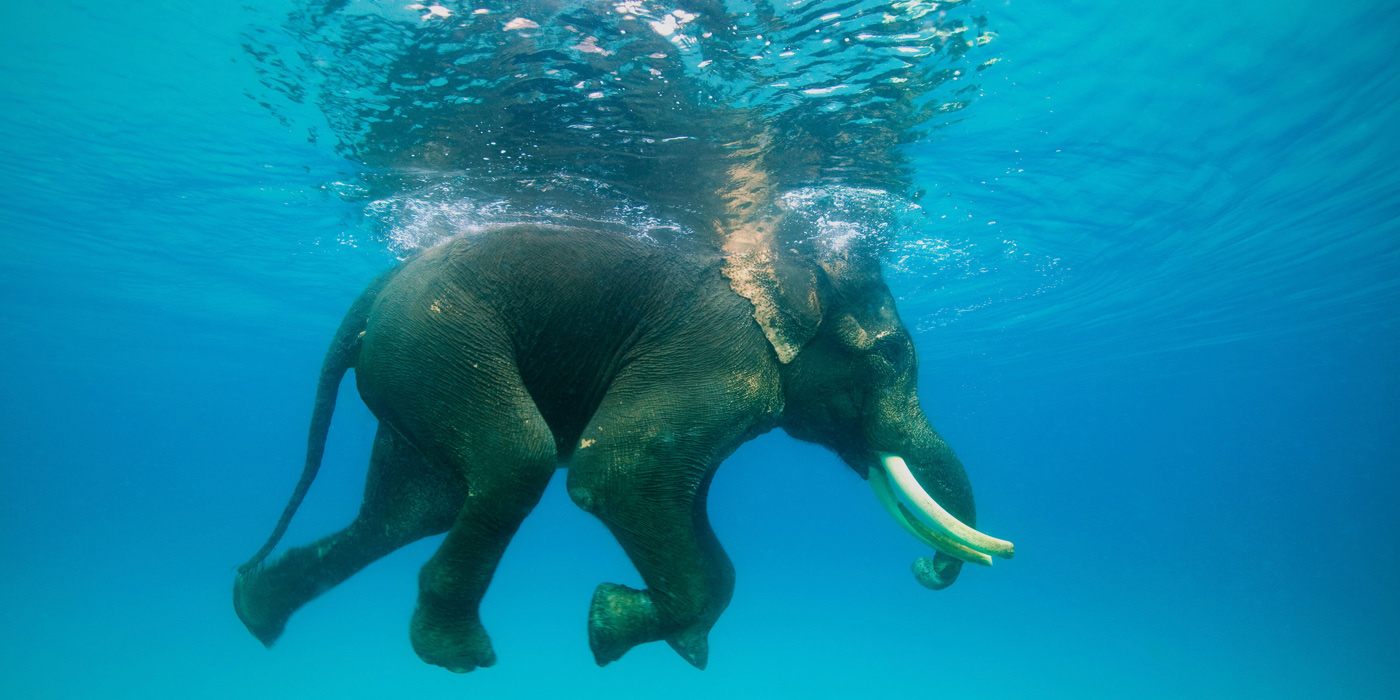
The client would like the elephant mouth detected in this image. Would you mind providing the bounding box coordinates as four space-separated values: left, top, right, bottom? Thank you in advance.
869 454 1015 567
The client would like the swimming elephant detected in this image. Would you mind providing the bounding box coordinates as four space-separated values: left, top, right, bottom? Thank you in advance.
233 222 1013 672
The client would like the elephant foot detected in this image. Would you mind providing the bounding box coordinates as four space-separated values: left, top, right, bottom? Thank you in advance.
588 583 662 667
233 566 291 647
587 583 712 669
410 605 496 673
666 621 711 670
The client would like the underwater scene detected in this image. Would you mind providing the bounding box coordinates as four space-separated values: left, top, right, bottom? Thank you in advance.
1 0 1396 698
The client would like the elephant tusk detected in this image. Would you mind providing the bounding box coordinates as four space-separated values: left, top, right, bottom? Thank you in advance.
869 466 993 566
879 453 1015 560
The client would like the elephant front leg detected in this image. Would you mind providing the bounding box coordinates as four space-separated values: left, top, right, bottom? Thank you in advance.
578 489 734 670
567 380 763 669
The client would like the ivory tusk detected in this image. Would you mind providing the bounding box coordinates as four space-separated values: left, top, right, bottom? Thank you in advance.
880 453 1015 560
868 466 993 566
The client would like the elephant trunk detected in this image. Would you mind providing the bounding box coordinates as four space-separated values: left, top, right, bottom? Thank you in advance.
863 399 1013 590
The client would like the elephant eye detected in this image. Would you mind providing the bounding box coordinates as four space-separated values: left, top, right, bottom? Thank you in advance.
873 333 912 370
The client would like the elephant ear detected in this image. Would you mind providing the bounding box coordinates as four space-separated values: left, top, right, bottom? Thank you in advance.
713 148 826 363
723 245 825 363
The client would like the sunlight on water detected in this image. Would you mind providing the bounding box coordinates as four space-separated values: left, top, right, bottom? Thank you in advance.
244 0 999 241
239 0 1068 334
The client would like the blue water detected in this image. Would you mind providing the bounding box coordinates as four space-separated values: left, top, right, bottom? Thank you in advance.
2 0 1397 698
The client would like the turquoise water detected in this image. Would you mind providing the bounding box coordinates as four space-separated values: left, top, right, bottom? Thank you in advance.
1 0 1397 698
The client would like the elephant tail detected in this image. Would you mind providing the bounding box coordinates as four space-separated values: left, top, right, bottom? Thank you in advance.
237 268 396 575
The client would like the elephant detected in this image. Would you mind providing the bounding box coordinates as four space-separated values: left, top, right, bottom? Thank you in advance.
233 220 1014 673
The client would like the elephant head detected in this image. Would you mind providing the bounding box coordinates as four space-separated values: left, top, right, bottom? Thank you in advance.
723 220 1015 590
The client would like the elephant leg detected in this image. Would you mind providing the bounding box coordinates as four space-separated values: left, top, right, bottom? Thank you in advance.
567 371 768 670
234 422 465 647
385 368 558 673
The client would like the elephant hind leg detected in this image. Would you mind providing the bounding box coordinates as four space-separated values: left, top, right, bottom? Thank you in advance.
234 423 465 646
361 307 560 673
400 386 559 673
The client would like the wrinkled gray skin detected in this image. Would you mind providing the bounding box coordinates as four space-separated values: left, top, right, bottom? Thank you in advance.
234 223 978 672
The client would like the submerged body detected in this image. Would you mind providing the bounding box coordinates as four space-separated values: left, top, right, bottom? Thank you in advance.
234 224 1011 672
360 224 779 465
